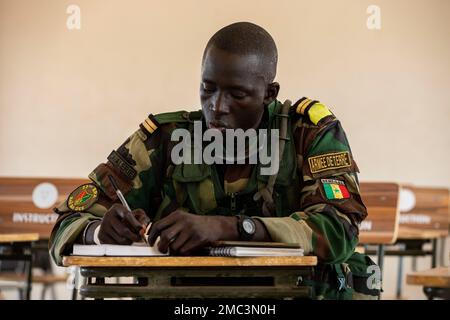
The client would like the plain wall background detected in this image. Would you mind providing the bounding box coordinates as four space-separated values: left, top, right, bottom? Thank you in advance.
1 0 449 188
0 0 449 300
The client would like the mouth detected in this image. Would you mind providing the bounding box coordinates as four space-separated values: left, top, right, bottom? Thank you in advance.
208 121 229 131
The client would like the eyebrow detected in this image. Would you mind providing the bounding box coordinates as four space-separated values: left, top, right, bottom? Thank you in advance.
202 79 252 91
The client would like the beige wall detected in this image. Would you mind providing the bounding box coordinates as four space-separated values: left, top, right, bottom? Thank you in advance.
1 0 449 188
0 0 449 301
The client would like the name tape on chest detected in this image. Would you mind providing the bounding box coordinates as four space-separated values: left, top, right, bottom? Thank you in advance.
308 151 352 174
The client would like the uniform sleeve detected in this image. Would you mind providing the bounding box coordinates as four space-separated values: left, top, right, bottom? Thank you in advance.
256 103 367 264
49 123 167 265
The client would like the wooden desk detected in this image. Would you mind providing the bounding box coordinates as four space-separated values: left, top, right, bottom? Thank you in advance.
406 267 450 299
397 227 446 240
388 186 449 299
0 233 39 299
63 256 317 299
0 233 39 243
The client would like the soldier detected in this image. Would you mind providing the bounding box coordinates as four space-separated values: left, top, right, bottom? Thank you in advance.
49 22 380 299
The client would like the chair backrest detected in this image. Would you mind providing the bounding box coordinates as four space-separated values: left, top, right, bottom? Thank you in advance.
358 182 400 245
398 186 449 239
0 177 88 239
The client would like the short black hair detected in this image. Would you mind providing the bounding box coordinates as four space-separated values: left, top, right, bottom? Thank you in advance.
203 22 278 82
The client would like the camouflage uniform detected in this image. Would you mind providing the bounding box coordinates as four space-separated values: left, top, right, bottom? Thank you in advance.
49 98 380 299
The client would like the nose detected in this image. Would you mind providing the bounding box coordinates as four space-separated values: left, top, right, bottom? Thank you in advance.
210 92 229 115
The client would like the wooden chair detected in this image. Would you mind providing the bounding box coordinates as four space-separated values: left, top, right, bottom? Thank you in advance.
0 177 87 299
372 185 450 299
358 182 400 277
397 186 449 266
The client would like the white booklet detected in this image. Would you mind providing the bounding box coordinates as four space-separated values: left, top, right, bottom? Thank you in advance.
207 241 304 257
72 242 167 257
208 246 304 257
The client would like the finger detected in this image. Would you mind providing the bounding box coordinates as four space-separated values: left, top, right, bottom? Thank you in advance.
98 230 116 245
122 211 144 233
169 230 192 255
111 222 140 243
99 214 122 239
148 213 180 246
178 234 208 256
108 225 133 245
157 225 182 254
133 209 151 226
109 203 129 220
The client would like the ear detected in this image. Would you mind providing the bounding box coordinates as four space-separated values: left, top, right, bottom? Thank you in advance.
263 82 280 105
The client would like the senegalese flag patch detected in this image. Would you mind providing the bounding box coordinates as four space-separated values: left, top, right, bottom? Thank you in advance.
321 179 350 200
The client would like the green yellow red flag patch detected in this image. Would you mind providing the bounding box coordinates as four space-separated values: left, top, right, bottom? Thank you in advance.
321 179 350 200
67 184 99 211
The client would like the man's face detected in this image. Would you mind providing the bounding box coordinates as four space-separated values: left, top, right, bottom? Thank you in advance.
200 47 269 132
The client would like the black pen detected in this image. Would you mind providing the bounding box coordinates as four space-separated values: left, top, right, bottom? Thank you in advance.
107 174 149 243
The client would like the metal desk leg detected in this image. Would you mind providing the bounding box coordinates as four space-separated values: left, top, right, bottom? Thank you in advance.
377 244 385 273
25 251 33 300
94 277 105 301
423 287 434 300
377 245 385 300
71 267 79 300
431 238 437 268
411 257 417 272
439 237 446 267
396 256 404 299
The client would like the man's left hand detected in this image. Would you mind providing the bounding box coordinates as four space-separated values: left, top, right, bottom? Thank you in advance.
147 209 238 255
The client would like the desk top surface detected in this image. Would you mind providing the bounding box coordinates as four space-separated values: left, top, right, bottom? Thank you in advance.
359 231 398 245
397 227 447 240
63 255 318 268
406 267 450 288
0 233 39 243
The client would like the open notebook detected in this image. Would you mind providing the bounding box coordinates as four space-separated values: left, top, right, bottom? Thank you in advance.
72 242 168 257
207 241 304 257
72 241 303 257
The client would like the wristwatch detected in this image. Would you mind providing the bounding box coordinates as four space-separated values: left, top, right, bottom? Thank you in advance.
237 215 256 241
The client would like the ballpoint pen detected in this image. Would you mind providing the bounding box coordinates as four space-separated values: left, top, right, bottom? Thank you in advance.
107 174 149 243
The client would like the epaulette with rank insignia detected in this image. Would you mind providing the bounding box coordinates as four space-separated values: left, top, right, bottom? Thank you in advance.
293 97 333 125
140 114 159 135
140 110 203 136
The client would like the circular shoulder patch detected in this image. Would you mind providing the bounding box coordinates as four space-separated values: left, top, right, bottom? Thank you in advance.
67 184 99 212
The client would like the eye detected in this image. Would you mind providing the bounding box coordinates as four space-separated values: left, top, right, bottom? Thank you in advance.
230 90 247 99
202 83 215 93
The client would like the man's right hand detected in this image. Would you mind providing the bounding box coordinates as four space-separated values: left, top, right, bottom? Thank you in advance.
97 204 149 244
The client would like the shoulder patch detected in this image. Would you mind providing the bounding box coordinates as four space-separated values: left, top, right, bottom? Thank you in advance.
295 97 333 125
308 151 352 174
321 179 350 200
67 184 99 212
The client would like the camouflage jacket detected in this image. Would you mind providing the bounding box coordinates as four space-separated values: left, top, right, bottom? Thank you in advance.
49 98 379 299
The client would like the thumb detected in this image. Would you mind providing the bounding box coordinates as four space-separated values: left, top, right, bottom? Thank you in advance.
132 208 151 225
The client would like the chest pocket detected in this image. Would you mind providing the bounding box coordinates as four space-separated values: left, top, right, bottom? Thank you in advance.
171 163 218 215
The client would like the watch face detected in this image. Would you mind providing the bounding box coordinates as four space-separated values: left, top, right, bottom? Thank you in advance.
242 219 256 234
